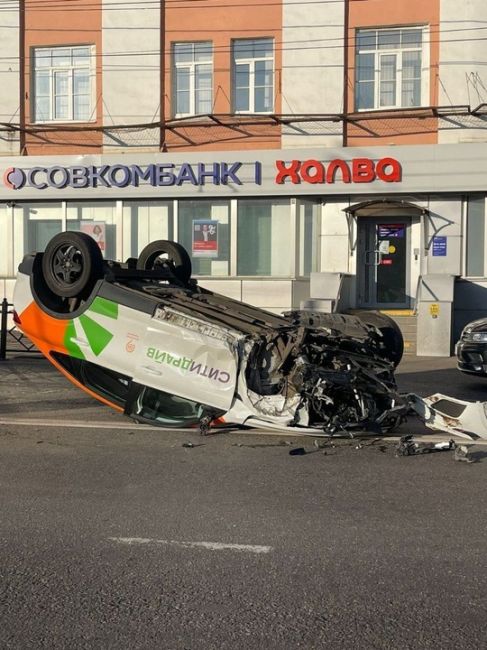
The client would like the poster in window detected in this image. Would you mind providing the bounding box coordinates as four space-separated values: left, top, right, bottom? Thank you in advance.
192 219 218 257
378 224 405 238
80 221 106 256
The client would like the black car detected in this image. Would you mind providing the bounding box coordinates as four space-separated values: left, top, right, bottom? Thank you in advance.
456 317 487 375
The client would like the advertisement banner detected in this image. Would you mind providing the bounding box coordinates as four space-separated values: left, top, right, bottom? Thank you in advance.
192 219 218 257
80 221 106 255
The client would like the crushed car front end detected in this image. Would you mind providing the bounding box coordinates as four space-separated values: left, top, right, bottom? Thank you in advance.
229 311 407 434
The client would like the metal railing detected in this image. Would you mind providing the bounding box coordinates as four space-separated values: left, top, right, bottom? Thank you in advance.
0 298 39 360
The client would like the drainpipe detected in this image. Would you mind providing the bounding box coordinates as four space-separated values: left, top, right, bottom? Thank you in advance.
160 0 166 151
19 0 26 154
342 0 349 148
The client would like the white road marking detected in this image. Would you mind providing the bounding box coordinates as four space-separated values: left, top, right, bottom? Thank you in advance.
108 536 273 554
0 418 179 432
0 417 318 436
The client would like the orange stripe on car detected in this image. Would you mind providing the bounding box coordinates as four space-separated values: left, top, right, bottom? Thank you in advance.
18 300 69 351
18 300 123 413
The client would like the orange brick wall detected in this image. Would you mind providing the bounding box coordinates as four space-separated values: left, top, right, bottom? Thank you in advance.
164 0 282 151
346 0 440 146
23 0 103 154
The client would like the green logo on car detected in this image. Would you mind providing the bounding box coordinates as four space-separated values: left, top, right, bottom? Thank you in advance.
64 297 119 359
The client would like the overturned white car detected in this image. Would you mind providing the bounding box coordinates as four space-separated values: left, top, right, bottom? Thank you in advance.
13 232 487 440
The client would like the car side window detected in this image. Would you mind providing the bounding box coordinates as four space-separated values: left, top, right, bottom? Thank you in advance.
135 387 204 426
51 353 131 408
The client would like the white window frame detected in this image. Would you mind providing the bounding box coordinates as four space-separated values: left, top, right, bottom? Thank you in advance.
173 42 213 118
232 38 274 114
355 26 429 111
32 45 95 124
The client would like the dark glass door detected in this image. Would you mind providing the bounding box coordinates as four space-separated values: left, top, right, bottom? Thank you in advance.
357 219 410 308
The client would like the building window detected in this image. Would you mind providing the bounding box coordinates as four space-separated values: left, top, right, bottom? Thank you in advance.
237 199 292 276
0 204 10 277
355 27 427 110
12 203 63 275
298 200 320 277
122 202 173 261
67 202 117 260
32 46 94 122
232 38 274 113
178 200 230 276
466 196 486 277
173 42 213 117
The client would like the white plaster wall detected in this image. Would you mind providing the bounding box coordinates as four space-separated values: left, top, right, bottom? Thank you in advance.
439 0 487 143
102 0 160 151
320 201 350 272
425 199 462 275
0 4 20 155
281 0 345 148
200 279 310 314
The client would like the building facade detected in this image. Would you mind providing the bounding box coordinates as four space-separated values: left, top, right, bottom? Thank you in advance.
1 0 487 354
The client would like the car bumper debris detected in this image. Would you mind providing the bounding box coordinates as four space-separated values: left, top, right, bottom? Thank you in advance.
408 393 487 440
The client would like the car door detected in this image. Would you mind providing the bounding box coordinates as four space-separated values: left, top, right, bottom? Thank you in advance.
132 307 239 411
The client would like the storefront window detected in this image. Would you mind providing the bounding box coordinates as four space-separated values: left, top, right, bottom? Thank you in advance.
122 202 173 261
0 204 11 277
298 200 320 276
466 196 485 277
237 199 292 276
12 203 63 273
67 202 117 259
178 200 230 276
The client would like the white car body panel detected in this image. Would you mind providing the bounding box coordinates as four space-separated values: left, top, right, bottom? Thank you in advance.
408 393 487 440
133 307 240 411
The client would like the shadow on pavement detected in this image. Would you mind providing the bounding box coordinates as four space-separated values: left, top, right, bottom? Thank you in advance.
397 365 487 401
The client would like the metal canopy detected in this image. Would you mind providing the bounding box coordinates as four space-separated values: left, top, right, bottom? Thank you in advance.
343 199 429 254
343 199 429 216
0 104 484 135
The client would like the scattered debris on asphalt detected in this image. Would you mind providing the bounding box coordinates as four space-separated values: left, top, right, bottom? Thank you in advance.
453 444 474 463
395 435 455 457
289 447 307 456
233 440 293 448
232 434 486 462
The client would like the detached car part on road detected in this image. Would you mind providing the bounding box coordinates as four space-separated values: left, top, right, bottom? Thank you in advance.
13 231 487 440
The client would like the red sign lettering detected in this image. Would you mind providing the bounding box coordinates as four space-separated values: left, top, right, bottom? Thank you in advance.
274 157 401 185
300 160 324 184
352 158 376 183
275 159 301 184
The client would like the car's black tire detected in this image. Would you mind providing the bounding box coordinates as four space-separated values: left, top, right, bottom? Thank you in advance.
354 311 404 367
136 240 192 284
41 231 104 299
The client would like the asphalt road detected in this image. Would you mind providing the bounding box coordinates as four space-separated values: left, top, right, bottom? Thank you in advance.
1 355 487 649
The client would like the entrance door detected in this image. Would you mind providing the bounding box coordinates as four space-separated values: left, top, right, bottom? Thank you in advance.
357 218 410 309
